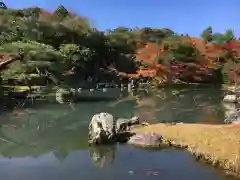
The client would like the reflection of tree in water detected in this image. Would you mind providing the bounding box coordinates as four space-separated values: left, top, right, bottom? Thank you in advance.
54 149 69 162
134 105 158 123
89 145 116 168
133 87 225 124
171 88 225 123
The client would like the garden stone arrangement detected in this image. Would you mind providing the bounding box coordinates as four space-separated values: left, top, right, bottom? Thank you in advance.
88 112 162 147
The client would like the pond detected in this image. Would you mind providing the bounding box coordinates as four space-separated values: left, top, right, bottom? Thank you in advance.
0 87 237 180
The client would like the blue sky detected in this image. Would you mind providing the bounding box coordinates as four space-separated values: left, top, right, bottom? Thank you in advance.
4 0 240 37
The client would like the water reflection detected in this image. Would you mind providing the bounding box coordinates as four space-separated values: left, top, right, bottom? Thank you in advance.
129 87 225 124
53 149 70 162
0 87 237 180
89 145 116 168
0 87 228 160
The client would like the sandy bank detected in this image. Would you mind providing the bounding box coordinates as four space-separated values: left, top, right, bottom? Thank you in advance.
131 123 240 177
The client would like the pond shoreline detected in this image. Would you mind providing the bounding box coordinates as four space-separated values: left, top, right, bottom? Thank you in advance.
131 123 240 178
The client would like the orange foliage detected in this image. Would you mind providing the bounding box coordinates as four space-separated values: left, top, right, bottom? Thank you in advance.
39 10 52 17
137 69 157 77
135 43 162 65
119 68 157 78
134 38 240 74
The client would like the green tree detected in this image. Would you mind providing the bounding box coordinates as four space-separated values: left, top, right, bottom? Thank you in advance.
224 29 236 42
54 5 69 19
171 43 197 63
212 33 226 45
157 57 164 64
59 44 85 70
201 26 213 43
0 2 7 9
0 41 66 77
212 30 236 45
139 27 174 43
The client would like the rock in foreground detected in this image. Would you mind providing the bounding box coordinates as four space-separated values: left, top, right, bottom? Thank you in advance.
127 132 163 147
88 112 141 145
88 112 116 144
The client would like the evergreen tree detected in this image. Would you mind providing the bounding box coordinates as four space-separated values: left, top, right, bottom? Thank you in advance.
201 26 213 43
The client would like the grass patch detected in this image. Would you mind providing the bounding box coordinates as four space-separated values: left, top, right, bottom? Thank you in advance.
132 123 240 177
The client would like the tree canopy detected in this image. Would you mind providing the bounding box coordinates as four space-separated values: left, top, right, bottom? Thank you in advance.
0 3 238 86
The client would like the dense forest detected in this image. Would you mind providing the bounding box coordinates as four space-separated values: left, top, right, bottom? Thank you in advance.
0 3 239 93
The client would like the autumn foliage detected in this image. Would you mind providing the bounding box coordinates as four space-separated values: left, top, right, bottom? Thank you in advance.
0 3 238 86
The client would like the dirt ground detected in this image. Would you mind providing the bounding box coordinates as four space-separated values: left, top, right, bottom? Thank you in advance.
131 123 240 177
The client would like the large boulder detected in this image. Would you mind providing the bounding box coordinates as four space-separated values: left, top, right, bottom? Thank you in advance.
88 113 141 145
127 132 163 148
88 112 116 144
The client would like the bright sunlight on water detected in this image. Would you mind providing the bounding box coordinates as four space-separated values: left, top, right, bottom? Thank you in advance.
0 87 237 180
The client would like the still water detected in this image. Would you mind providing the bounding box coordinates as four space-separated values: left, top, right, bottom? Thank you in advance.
0 87 237 180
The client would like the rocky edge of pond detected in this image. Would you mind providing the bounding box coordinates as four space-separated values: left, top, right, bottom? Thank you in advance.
88 111 240 178
131 122 240 178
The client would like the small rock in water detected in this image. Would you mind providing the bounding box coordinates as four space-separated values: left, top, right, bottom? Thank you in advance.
70 88 76 93
224 109 240 124
128 132 163 147
77 88 82 93
55 88 73 104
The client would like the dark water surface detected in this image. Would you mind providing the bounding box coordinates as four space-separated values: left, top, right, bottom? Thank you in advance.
0 87 237 180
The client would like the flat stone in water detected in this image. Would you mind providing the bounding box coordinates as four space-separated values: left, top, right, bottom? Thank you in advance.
127 132 163 147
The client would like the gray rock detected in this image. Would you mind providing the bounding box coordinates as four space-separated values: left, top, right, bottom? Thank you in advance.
70 88 76 94
56 88 73 104
116 116 140 133
77 88 82 93
127 132 163 147
88 113 141 145
223 94 240 103
224 109 240 124
88 112 116 144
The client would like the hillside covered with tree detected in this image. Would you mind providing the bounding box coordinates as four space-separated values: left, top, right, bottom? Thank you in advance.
0 3 239 89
